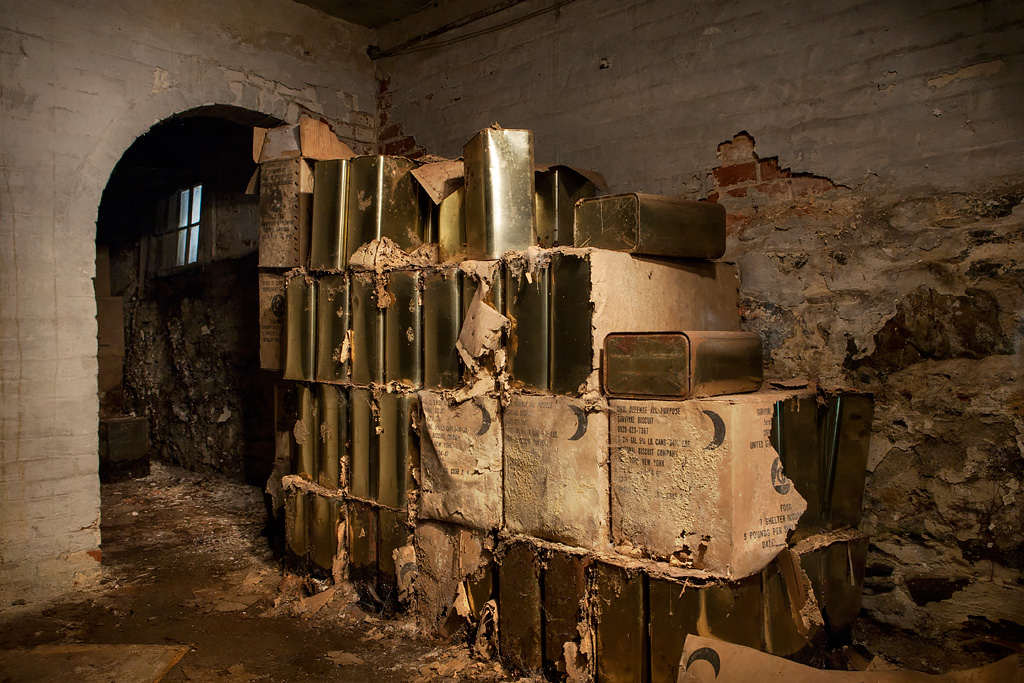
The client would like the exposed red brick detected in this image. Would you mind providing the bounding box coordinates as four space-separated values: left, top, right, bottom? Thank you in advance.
380 124 402 141
87 549 102 562
706 191 720 203
384 136 416 155
716 132 756 166
713 162 757 187
378 111 390 128
378 76 390 94
753 180 792 200
758 158 790 181
790 176 836 198
726 186 748 198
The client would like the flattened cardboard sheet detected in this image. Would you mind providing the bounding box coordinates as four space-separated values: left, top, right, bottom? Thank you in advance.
419 392 502 530
504 394 610 550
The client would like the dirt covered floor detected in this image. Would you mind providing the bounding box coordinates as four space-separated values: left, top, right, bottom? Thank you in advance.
0 463 519 682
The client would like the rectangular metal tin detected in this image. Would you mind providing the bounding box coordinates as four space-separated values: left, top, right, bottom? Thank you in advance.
602 331 763 399
344 155 423 262
309 159 350 270
464 129 536 259
314 273 350 383
535 166 600 248
423 269 463 389
349 272 384 385
574 193 726 259
384 270 423 388
283 273 317 381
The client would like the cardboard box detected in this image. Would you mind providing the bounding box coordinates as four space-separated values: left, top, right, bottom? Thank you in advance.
609 391 810 579
252 116 355 164
549 249 741 395
498 538 543 673
418 391 502 530
258 270 287 370
258 158 313 268
503 394 610 550
413 520 494 636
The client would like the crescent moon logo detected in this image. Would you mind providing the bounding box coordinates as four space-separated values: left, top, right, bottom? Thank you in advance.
701 410 726 450
685 647 721 678
474 399 492 436
771 457 791 494
567 405 588 441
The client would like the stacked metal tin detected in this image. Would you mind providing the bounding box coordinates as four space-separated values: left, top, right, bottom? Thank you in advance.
259 125 876 680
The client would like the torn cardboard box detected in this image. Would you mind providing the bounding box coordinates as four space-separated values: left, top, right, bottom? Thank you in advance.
258 157 313 269
504 394 610 550
548 248 741 396
418 391 502 530
609 390 810 579
252 116 355 164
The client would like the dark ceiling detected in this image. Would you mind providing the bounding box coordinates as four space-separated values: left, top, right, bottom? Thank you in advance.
292 0 439 28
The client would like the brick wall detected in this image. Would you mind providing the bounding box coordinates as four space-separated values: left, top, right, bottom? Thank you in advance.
0 0 377 602
378 0 1024 661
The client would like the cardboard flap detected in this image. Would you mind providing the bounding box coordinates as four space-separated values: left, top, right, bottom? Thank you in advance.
677 636 1022 682
245 168 260 195
298 116 356 161
252 127 268 163
412 160 465 204
535 163 610 193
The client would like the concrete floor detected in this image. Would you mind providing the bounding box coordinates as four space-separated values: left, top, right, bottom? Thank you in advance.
0 463 517 682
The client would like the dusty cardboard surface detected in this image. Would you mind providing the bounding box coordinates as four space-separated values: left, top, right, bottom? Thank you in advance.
677 635 1022 682
503 395 610 550
348 236 439 271
258 271 286 370
610 391 807 579
412 160 464 204
418 392 502 530
258 158 312 268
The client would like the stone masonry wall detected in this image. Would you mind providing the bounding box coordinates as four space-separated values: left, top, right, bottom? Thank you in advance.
378 0 1024 663
0 0 377 601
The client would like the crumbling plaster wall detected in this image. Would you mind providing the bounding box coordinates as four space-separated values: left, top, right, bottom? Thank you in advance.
0 0 377 601
379 0 1024 658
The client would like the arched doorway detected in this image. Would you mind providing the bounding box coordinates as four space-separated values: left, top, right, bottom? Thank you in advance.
95 105 283 486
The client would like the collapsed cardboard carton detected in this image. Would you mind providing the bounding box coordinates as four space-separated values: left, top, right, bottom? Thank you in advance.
418 391 502 530
413 520 494 636
609 390 810 579
504 394 610 550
